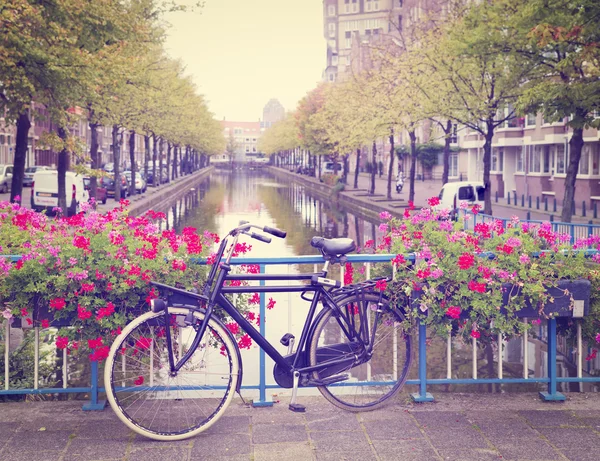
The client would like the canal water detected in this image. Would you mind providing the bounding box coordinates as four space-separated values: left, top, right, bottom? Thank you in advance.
152 169 599 396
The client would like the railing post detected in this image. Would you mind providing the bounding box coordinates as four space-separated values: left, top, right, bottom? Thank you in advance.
539 318 566 401
582 201 586 217
411 323 434 402
553 198 557 212
595 202 598 220
589 221 594 240
526 211 531 221
507 193 511 205
521 194 525 207
544 197 548 212
82 359 106 410
528 195 532 208
252 263 273 407
536 196 539 210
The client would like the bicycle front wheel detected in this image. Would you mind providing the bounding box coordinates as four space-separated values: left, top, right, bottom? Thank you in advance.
104 307 239 441
309 293 412 411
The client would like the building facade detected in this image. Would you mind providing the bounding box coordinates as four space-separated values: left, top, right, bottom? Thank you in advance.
220 120 264 164
262 99 285 129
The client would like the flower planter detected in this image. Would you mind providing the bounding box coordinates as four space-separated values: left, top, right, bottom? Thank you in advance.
501 279 590 318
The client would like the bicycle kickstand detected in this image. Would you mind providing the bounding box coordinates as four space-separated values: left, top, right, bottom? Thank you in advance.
288 371 306 413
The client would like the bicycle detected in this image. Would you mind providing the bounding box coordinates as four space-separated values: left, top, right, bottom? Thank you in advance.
104 222 413 441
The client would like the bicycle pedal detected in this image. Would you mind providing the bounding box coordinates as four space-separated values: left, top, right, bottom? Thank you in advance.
307 374 349 386
288 403 306 413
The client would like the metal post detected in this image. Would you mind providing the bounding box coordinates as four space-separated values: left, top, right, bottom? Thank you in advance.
582 201 586 217
595 203 598 220
589 221 593 239
497 332 503 379
495 191 498 203
523 319 529 379
526 211 531 221
521 194 525 207
253 264 273 407
446 334 452 379
577 321 583 393
4 320 9 391
82 358 106 410
411 323 433 402
34 327 39 390
513 191 517 205
553 198 557 212
528 195 532 208
507 193 511 205
540 318 566 401
544 197 548 212
536 197 539 210
472 336 478 379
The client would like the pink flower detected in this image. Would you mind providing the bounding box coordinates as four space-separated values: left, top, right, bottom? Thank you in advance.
427 196 440 207
457 253 475 270
519 254 530 264
378 223 389 233
595 333 600 344
2 308 13 320
375 279 387 291
379 211 392 221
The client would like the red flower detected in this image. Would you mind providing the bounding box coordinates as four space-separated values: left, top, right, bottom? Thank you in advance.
471 330 481 339
80 282 95 293
237 334 252 350
135 337 152 350
408 201 416 210
375 279 387 291
392 254 406 267
249 293 260 304
77 305 92 320
72 235 91 251
226 322 240 335
471 204 481 215
446 306 461 319
107 282 113 291
467 280 486 293
145 287 158 305
56 336 69 349
344 262 354 285
88 337 103 349
96 302 115 320
89 346 110 361
41 319 50 329
20 308 28 316
267 297 276 310
50 298 66 310
15 260 23 270
134 376 144 386
457 253 475 270
427 196 440 207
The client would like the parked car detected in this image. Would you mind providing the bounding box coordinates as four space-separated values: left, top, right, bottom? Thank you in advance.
437 181 485 219
31 170 89 215
23 166 51 187
124 171 147 194
83 177 108 204
103 163 115 173
101 174 129 199
323 161 344 176
0 165 14 193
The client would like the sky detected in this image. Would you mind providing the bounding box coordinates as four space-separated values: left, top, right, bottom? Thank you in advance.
164 0 326 122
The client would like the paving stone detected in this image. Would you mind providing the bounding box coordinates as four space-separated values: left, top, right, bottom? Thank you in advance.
130 436 192 451
424 427 489 449
5 430 72 452
572 410 600 418
252 423 308 444
0 449 63 461
362 418 423 440
16 417 81 433
561 450 600 461
127 447 189 461
74 421 133 441
306 413 361 431
310 431 370 453
518 410 583 427
437 449 502 460
371 439 439 461
316 450 377 461
253 441 314 461
204 416 251 435
191 433 251 457
536 427 600 450
411 411 470 428
495 439 562 460
248 407 307 425
64 437 129 460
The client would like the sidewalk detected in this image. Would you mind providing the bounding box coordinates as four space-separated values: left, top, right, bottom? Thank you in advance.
348 172 600 224
1 393 599 460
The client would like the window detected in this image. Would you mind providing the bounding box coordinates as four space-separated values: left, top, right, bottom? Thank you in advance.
331 55 338 65
328 39 336 51
373 28 380 35
449 154 458 177
344 0 349 13
580 144 591 175
491 148 504 172
351 0 358 13
517 146 524 172
458 186 475 201
556 144 566 174
526 113 536 126
398 0 403 6
328 22 335 37
0 135 4 144
398 15 403 32
328 4 335 16
543 145 551 173
593 143 600 175
345 31 351 48
491 149 498 171
366 0 372 11
527 145 541 173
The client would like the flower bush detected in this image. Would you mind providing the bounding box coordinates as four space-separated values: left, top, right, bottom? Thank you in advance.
378 200 600 345
0 199 260 361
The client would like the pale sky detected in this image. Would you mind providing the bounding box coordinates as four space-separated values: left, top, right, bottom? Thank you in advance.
165 0 325 122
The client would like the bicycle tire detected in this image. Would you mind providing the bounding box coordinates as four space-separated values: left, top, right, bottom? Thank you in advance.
104 307 239 441
309 292 412 411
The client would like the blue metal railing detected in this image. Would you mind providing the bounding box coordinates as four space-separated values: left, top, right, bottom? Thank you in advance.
1 250 599 409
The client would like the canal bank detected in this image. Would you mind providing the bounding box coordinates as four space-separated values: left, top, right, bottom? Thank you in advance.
267 166 408 221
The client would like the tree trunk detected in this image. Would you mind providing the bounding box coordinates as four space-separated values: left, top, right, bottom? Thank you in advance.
409 129 417 203
129 130 136 196
57 126 69 214
144 134 150 183
152 133 158 187
112 125 121 202
10 111 31 203
342 154 348 185
370 141 376 195
354 148 360 189
173 145 178 179
482 120 494 215
561 127 584 222
166 142 172 183
89 120 99 205
387 127 395 200
159 138 164 185
442 119 452 185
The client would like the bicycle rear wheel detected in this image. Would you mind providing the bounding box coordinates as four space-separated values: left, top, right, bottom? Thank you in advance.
104 307 239 441
309 292 412 411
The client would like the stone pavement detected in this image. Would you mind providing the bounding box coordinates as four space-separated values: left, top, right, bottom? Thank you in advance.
1 393 600 461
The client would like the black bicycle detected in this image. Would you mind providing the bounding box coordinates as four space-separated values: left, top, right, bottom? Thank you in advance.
104 222 413 440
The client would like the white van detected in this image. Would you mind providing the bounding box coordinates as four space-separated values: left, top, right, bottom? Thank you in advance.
31 170 89 215
437 181 485 218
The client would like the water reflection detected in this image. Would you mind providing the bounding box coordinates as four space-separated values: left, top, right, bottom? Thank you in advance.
153 170 599 394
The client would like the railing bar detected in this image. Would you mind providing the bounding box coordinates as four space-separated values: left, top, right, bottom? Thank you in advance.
523 318 529 379
287 264 292 335
366 262 371 280
446 334 452 380
577 321 582 379
393 323 398 380
150 326 154 387
340 264 345 287
472 336 477 379
4 320 9 390
63 348 67 389
498 332 503 379
34 327 39 390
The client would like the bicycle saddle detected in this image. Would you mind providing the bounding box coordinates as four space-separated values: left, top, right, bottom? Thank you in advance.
311 237 356 257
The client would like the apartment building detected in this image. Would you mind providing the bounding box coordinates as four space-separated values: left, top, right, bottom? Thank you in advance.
220 120 263 164
262 99 285 129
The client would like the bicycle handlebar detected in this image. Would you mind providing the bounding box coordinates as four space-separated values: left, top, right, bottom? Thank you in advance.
250 232 271 244
263 226 286 238
231 221 286 245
